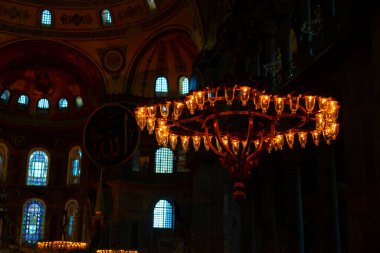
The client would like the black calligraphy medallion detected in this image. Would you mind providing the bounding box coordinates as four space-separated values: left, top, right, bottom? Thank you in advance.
83 104 139 168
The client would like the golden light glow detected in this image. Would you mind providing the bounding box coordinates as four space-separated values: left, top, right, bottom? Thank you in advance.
224 85 237 105
207 87 219 107
134 85 341 183
304 95 316 113
239 86 251 106
192 135 201 151
37 241 87 251
274 96 285 115
288 94 301 114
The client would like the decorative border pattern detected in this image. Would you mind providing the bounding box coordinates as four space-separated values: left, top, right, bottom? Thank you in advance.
0 0 183 39
11 0 129 8
61 13 93 26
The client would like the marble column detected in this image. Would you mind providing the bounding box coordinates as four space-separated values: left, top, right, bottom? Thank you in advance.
317 145 341 253
280 160 305 253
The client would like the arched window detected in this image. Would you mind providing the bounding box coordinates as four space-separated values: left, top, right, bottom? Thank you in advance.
41 9 52 27
101 9 112 26
0 143 8 182
153 199 174 229
147 0 157 11
58 98 68 109
155 147 173 173
67 147 82 184
75 96 84 109
27 149 49 186
21 199 46 244
155 76 168 97
179 76 189 95
37 98 49 109
65 199 78 241
18 94 29 105
0 90 10 102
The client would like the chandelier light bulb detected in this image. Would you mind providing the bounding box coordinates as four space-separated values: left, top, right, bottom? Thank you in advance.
147 105 157 118
253 90 262 110
275 134 284 150
285 131 295 149
195 91 206 110
135 109 146 130
260 94 271 113
288 94 301 114
192 136 201 151
298 132 308 148
224 85 237 105
239 86 251 106
146 117 156 134
185 94 197 114
231 138 240 155
169 134 178 150
274 96 285 115
315 113 325 131
304 95 316 113
173 101 184 120
159 102 171 120
207 87 219 107
311 130 320 146
203 135 212 151
318 97 331 111
181 135 190 152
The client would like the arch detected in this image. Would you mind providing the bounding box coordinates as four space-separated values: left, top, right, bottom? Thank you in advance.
37 98 49 109
0 142 9 182
126 27 199 97
18 94 29 106
58 98 68 109
0 40 106 115
65 199 78 241
26 148 49 186
41 9 52 27
155 147 174 173
101 9 113 26
0 90 10 103
155 76 169 97
178 75 189 95
21 198 46 244
67 146 82 184
153 199 174 229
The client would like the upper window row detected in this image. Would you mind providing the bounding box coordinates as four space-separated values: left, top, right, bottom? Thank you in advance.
0 90 84 111
155 76 189 97
40 9 113 27
0 143 82 186
38 0 157 28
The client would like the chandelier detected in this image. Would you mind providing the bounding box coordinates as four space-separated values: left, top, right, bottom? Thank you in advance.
134 84 340 200
37 241 87 252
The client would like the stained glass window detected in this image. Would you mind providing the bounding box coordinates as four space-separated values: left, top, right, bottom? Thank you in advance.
41 9 52 27
75 96 83 109
101 9 112 25
155 76 168 97
37 98 49 109
155 148 173 173
153 200 174 229
27 150 49 186
67 147 82 184
65 199 78 240
179 76 189 95
0 90 10 102
147 0 157 10
18 95 29 105
21 199 45 244
58 98 68 109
